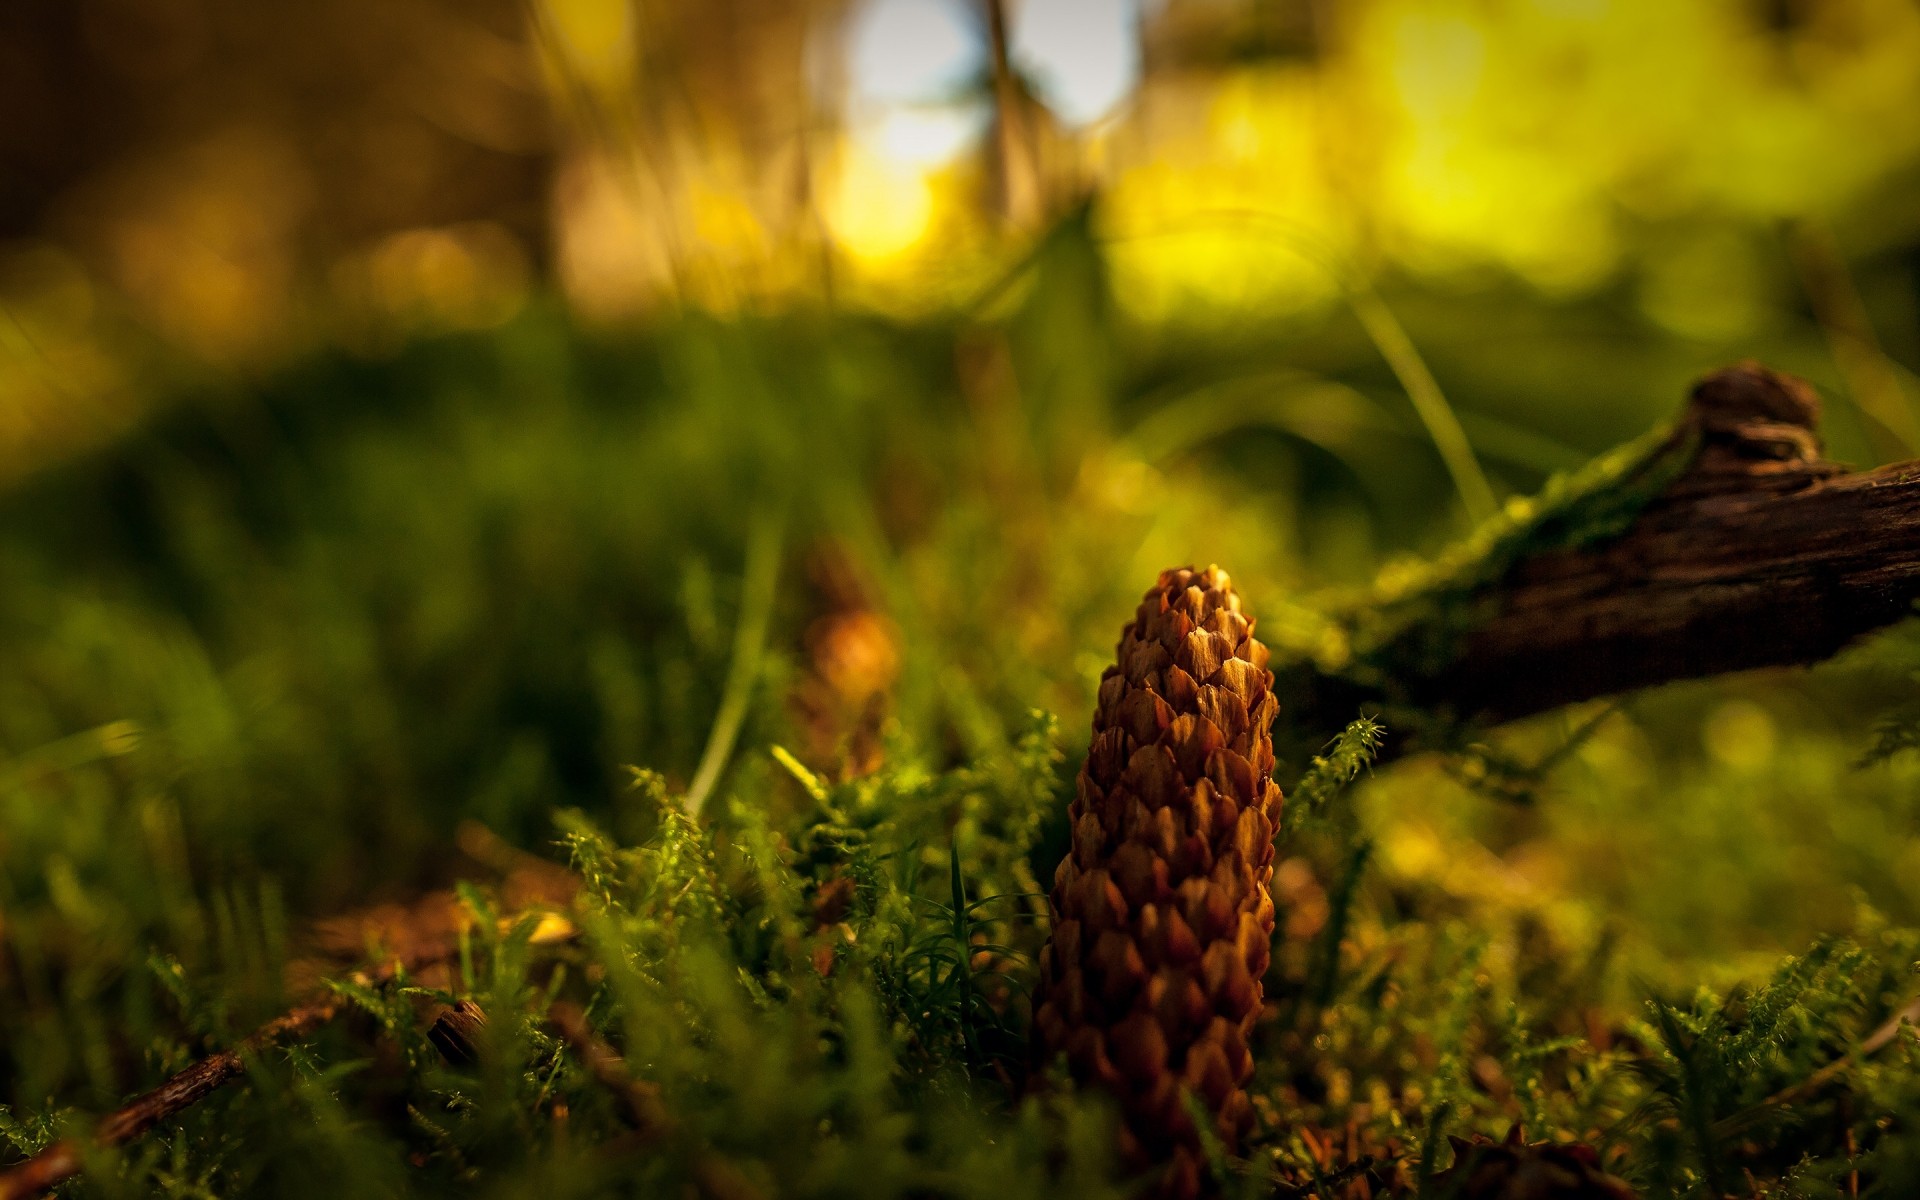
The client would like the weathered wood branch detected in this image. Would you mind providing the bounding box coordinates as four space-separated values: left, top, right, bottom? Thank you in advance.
0 1001 341 1200
1285 363 1920 736
0 881 579 1200
546 1004 764 1200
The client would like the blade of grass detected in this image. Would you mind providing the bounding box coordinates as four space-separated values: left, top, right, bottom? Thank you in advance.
1346 282 1497 525
1789 216 1920 460
1102 209 1498 525
685 509 783 817
1308 838 1373 1019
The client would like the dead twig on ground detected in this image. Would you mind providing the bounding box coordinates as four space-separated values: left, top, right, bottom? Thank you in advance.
0 1000 341 1200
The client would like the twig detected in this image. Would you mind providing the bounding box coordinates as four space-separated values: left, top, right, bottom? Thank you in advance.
546 1002 763 1200
546 1001 676 1139
0 891 579 1200
1711 996 1920 1139
0 1000 341 1200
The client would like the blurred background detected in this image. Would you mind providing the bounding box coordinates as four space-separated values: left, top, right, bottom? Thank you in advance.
4 0 1920 1105
6 0 1918 471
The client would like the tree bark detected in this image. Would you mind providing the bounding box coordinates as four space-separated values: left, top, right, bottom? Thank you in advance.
1287 363 1920 735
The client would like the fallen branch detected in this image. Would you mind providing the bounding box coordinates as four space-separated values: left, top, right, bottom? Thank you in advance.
0 883 578 1200
547 1002 678 1141
0 1000 341 1200
546 1002 763 1200
1713 993 1920 1139
1284 363 1920 736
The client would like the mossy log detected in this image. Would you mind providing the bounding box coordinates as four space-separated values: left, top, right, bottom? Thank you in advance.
1281 363 1920 738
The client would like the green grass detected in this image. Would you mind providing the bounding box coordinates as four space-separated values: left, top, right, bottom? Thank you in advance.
5 230 1920 1196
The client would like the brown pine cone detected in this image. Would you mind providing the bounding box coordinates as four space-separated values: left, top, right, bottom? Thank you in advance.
1032 566 1282 1199
1427 1128 1637 1200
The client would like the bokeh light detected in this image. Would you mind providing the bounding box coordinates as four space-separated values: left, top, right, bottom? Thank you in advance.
3 0 1920 458
849 0 982 105
1011 0 1142 126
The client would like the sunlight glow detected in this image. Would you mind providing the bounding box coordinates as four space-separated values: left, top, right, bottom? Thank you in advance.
862 104 988 166
849 0 982 105
1012 0 1141 125
824 145 937 263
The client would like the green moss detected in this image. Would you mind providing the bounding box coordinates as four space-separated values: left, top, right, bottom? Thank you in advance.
4 304 1920 1198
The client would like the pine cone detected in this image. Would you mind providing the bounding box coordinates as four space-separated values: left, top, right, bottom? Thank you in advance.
1427 1128 1637 1200
1033 566 1282 1199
